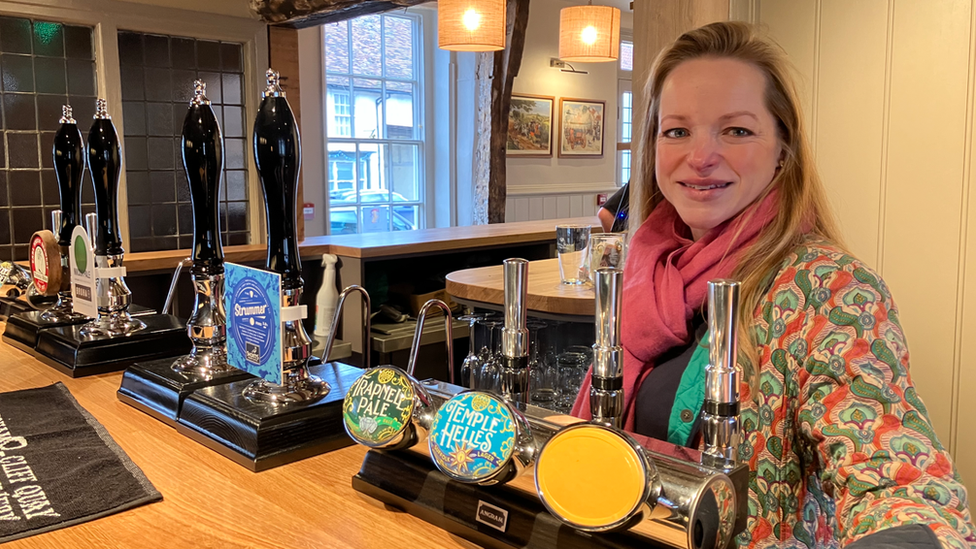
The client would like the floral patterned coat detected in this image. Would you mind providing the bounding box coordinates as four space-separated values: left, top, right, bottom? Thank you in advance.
738 241 975 548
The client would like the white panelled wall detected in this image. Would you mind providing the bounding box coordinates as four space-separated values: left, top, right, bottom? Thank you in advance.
504 190 605 222
737 0 976 485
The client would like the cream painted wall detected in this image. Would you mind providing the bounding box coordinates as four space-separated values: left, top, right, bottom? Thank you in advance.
116 0 254 19
506 0 628 203
741 0 976 486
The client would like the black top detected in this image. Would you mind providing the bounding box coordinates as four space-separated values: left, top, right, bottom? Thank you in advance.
87 118 124 256
602 183 629 232
53 121 84 247
182 102 224 276
253 95 303 289
634 313 706 446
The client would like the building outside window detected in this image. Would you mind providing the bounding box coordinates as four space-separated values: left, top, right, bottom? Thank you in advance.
324 13 424 234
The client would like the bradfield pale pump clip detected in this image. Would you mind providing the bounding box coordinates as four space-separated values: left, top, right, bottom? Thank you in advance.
701 279 741 471
500 258 530 408
591 267 624 428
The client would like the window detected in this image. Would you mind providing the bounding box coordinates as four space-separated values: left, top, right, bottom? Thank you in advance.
619 87 632 185
118 31 250 252
0 16 98 261
324 13 424 234
617 36 633 186
620 40 633 72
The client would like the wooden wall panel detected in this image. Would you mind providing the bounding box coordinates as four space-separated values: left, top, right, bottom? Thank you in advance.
882 0 970 444
269 26 304 240
815 0 888 267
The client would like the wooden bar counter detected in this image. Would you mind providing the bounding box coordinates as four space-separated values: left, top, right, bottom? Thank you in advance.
446 258 596 320
0 325 469 549
115 217 601 274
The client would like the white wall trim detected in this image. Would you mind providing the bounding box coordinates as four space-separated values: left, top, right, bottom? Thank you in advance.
508 181 619 196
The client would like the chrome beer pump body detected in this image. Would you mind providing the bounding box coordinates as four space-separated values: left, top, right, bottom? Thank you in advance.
43 106 87 323
590 267 624 428
701 280 741 471
80 99 144 337
499 258 530 409
242 70 328 404
172 81 231 377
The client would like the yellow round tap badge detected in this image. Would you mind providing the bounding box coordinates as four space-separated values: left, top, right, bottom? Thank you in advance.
342 367 415 447
429 392 516 482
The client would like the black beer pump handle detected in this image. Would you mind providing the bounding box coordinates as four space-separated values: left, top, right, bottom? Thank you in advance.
253 69 303 289
87 99 124 256
182 80 224 275
52 105 84 247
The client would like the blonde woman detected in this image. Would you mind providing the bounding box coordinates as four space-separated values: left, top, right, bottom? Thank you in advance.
572 21 974 548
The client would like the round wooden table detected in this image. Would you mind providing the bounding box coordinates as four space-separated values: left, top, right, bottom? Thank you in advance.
445 258 595 321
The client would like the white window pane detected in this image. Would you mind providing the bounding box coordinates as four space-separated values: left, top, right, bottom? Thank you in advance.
325 22 349 73
384 16 414 80
390 143 420 202
620 41 633 71
385 81 415 139
353 78 382 138
358 142 387 194
393 205 419 231
352 16 382 76
328 143 357 201
327 77 351 138
330 206 358 234
361 204 391 232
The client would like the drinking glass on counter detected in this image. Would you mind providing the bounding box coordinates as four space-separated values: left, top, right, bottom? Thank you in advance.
474 318 503 392
554 351 587 413
588 233 627 275
459 312 488 388
555 224 591 285
528 320 557 405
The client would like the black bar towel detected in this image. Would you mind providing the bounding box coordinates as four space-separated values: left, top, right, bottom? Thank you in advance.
0 382 161 542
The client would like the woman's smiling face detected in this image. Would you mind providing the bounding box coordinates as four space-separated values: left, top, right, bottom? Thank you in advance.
655 57 783 239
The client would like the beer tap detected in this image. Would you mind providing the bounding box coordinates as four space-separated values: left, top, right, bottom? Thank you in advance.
171 81 232 376
701 279 741 471
242 69 328 404
590 267 624 428
499 258 529 408
42 105 87 322
80 98 144 337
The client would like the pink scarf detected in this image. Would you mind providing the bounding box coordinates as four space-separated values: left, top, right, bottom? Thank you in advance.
570 191 779 430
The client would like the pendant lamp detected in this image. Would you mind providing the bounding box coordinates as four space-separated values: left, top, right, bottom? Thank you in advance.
559 2 620 62
439 0 507 52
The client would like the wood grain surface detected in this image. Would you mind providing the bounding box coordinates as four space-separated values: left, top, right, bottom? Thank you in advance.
110 217 600 274
0 324 472 549
445 258 596 316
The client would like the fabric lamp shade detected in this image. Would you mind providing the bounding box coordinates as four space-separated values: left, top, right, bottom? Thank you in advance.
438 0 507 52
559 4 621 62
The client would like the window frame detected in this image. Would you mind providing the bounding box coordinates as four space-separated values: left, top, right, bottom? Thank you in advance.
322 11 427 235
617 30 633 187
0 0 267 252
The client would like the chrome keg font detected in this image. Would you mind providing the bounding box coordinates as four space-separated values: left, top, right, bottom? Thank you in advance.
590 267 624 428
499 258 530 408
701 279 741 471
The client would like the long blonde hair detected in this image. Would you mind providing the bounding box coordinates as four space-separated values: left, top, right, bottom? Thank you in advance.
631 21 843 385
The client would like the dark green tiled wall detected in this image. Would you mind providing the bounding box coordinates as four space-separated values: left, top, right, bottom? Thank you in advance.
118 31 249 252
0 17 97 261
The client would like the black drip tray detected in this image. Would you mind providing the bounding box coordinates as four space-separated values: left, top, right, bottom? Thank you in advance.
352 449 663 549
175 361 363 471
2 304 157 355
118 357 255 426
34 314 191 377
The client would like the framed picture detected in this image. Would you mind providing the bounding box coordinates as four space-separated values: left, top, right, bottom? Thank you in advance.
558 98 606 158
506 94 554 157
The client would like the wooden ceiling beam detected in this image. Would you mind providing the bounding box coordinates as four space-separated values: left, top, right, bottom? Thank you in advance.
250 0 430 29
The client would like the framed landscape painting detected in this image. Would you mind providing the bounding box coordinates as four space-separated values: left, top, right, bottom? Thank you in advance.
558 98 605 158
507 94 554 157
